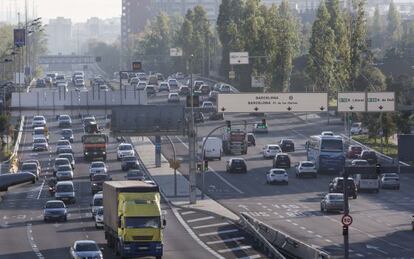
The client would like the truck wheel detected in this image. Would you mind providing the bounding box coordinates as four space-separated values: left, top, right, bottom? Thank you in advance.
156 256 162 259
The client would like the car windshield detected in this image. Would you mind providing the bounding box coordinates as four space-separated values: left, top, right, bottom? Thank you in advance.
91 162 105 168
34 138 46 143
34 129 44 135
125 217 161 228
34 117 44 121
277 155 289 161
59 115 70 120
119 145 132 150
320 139 343 151
56 184 73 192
232 160 245 165
329 195 344 201
55 159 69 166
351 146 362 151
362 152 376 158
58 165 72 171
123 156 137 161
22 164 36 170
57 141 69 146
92 175 108 181
268 146 279 150
93 198 103 206
128 171 143 177
62 130 72 135
301 162 314 167
272 170 285 174
75 243 99 252
45 202 64 209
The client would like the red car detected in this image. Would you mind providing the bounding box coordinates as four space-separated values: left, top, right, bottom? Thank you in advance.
347 145 362 159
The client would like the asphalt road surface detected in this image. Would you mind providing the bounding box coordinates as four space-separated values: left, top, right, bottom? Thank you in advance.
0 116 213 259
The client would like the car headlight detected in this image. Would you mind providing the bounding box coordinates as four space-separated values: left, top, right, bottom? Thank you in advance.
85 152 89 155
92 183 97 186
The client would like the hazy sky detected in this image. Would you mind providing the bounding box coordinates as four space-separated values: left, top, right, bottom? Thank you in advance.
2 0 121 23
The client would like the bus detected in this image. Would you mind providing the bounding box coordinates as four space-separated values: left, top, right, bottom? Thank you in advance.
306 135 345 173
354 173 380 192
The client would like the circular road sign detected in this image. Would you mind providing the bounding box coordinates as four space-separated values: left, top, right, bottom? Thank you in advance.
342 214 353 226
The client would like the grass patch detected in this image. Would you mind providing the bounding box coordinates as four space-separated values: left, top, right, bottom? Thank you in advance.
352 135 398 158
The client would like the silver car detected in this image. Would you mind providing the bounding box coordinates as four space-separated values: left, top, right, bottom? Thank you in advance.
43 200 67 222
380 173 400 190
70 240 103 259
320 193 344 213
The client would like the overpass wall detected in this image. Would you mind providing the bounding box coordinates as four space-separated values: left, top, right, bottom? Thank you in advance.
11 89 147 109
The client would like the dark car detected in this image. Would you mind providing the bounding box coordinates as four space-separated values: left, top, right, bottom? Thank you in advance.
90 173 111 194
179 86 190 96
359 150 377 165
247 133 256 146
279 139 295 152
43 200 67 222
121 156 140 171
329 177 358 199
226 158 247 173
200 85 211 95
273 153 291 169
125 169 146 181
36 79 46 87
347 145 363 159
61 129 74 143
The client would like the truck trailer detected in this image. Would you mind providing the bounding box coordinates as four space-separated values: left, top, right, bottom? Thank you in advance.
103 181 165 258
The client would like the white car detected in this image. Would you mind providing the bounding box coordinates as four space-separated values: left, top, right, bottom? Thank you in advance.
90 193 103 218
266 169 288 184
117 143 134 160
32 136 49 151
136 81 147 90
159 82 170 92
94 207 104 229
262 144 281 159
201 101 214 109
32 115 46 128
296 161 317 178
168 92 180 103
56 139 72 153
70 240 103 259
321 131 334 136
55 165 74 181
350 122 368 135
89 161 108 179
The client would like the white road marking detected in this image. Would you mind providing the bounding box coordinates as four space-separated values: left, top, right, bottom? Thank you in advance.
206 237 245 245
300 226 306 230
292 223 298 226
325 239 332 243
199 229 239 237
237 255 261 259
26 223 44 259
36 179 45 200
181 211 196 216
307 230 314 234
316 235 323 238
193 222 231 229
187 216 215 223
218 245 252 253
356 253 364 257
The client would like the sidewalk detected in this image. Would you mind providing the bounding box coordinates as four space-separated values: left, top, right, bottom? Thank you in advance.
131 136 239 222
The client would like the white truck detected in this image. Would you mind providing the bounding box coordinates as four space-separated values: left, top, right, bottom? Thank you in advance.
199 137 222 160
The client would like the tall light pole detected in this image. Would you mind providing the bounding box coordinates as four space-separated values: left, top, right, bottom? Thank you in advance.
188 54 197 204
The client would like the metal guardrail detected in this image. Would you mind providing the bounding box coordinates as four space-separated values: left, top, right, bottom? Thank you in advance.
240 213 286 259
240 213 330 259
0 116 24 175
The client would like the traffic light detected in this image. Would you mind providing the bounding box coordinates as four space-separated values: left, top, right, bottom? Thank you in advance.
376 163 381 175
262 118 266 125
197 163 202 172
186 95 200 107
226 120 231 128
342 225 348 236
204 160 209 171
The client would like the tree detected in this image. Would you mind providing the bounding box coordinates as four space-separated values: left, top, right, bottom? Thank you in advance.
370 5 383 49
387 1 402 47
88 41 120 76
326 0 350 92
307 1 336 92
350 0 368 90
274 0 300 92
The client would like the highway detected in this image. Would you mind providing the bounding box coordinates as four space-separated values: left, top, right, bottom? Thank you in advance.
0 115 214 259
148 91 414 258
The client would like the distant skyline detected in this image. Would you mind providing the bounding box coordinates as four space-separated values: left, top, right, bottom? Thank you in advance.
1 0 121 23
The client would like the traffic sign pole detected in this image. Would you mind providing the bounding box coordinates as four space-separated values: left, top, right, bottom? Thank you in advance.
343 170 350 259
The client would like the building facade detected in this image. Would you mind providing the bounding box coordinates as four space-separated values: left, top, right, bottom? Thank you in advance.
46 17 72 55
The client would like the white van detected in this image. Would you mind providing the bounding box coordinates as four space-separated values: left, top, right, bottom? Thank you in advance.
90 193 103 219
199 137 222 160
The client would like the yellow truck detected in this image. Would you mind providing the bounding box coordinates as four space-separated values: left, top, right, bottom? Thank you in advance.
103 181 165 258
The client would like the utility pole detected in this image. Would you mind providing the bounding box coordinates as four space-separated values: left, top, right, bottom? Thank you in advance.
188 54 197 204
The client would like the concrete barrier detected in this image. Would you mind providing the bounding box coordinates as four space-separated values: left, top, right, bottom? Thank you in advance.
0 116 24 175
240 213 330 259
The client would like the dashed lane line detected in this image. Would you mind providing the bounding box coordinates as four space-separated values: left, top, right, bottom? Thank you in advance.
193 222 231 230
187 216 215 223
206 237 245 245
36 179 45 200
199 229 239 237
237 255 262 259
218 245 252 253
27 222 44 259
181 211 196 216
